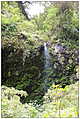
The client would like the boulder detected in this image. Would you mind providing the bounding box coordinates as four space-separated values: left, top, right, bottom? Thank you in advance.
54 43 65 54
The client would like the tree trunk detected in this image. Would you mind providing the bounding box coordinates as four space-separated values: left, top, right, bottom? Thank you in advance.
18 1 30 20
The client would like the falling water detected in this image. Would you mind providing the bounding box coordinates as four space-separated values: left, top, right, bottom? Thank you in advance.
43 42 51 91
44 43 51 69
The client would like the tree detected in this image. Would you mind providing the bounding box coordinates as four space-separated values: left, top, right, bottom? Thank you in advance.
18 1 30 20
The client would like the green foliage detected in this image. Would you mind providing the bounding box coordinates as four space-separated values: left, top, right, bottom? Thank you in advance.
1 1 79 118
17 20 37 33
58 8 79 48
2 85 27 97
1 82 78 118
43 7 59 32
1 2 24 24
1 86 38 118
39 81 79 118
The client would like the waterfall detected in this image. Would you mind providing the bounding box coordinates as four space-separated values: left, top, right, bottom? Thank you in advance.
43 42 51 92
44 43 51 69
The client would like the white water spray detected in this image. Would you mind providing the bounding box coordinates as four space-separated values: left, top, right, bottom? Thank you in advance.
43 42 51 92
44 43 51 69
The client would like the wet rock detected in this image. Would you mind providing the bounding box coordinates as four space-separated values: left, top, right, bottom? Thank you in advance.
54 43 65 54
46 42 51 47
38 45 44 52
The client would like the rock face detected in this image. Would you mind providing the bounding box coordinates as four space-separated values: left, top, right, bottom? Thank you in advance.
54 43 65 54
38 45 44 52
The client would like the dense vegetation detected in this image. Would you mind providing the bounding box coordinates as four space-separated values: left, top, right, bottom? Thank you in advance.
1 1 79 118
1 82 79 118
